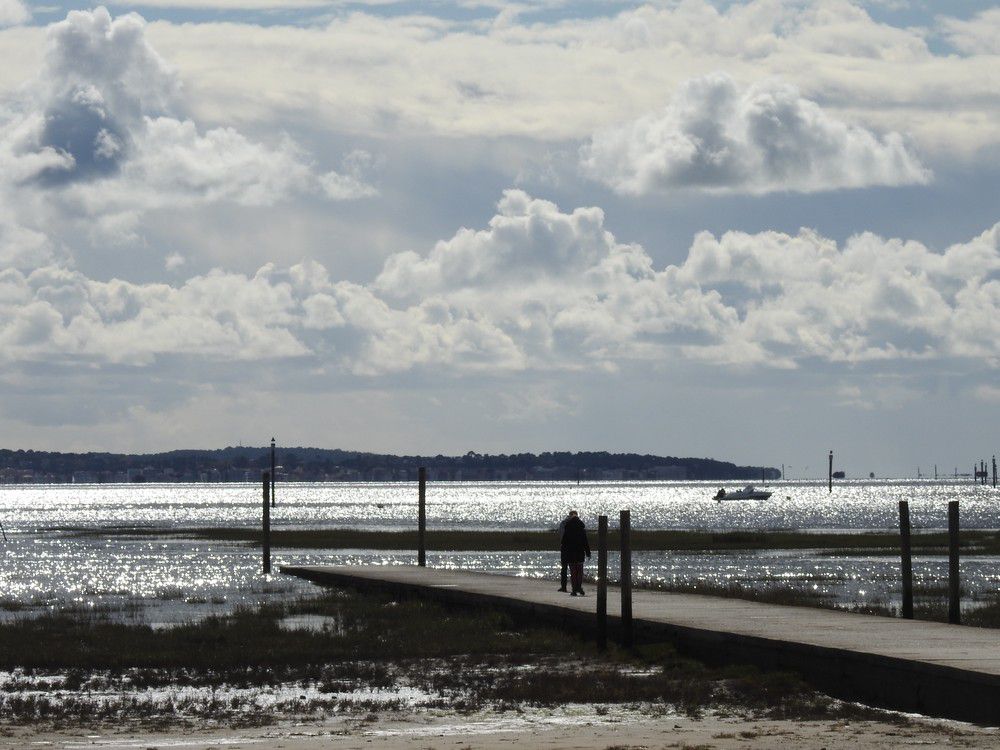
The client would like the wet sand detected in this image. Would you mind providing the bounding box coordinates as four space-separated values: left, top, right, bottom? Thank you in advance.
6 711 998 749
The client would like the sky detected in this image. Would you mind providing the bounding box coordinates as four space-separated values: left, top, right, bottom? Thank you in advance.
0 0 998 477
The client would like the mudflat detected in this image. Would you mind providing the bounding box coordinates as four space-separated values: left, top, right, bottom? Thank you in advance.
6 712 999 749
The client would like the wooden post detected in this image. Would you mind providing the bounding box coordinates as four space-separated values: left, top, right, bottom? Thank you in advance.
619 509 633 648
262 471 271 574
992 456 997 489
828 450 833 493
898 501 913 619
270 438 276 507
948 500 960 625
418 467 427 567
596 515 608 650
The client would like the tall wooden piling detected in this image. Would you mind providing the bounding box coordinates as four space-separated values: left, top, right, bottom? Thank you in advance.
270 437 276 507
828 450 833 493
948 500 960 625
596 515 608 650
620 509 633 648
992 456 997 489
417 467 427 567
898 501 913 620
262 471 271 574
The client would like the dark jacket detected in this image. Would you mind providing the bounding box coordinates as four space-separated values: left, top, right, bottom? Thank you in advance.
560 516 591 564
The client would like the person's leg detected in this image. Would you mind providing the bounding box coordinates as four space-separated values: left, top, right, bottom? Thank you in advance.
559 562 568 591
570 563 583 594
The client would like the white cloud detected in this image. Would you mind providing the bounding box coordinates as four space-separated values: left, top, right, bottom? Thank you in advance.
673 222 1000 366
0 0 28 27
939 9 1000 55
48 0 979 161
111 0 332 8
0 264 312 366
83 118 317 208
580 73 930 195
3 190 996 378
320 149 381 201
0 211 55 270
0 7 375 244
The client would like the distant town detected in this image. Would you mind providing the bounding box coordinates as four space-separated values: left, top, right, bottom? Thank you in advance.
0 447 780 484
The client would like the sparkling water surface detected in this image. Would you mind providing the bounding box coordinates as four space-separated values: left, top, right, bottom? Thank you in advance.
4 478 998 531
1 479 997 623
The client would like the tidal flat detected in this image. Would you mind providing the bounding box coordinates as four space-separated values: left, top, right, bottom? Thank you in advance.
0 586 901 729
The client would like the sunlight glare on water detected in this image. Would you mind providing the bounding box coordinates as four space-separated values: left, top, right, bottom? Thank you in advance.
0 479 997 622
3 479 997 532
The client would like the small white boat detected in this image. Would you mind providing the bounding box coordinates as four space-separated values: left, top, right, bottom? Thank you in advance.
714 485 772 502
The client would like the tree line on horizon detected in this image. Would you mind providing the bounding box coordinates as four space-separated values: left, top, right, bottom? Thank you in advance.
0 447 779 483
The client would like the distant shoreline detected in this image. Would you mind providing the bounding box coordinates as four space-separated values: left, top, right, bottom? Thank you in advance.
0 446 780 484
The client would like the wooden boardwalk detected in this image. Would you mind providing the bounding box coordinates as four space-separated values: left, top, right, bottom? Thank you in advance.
282 564 1000 724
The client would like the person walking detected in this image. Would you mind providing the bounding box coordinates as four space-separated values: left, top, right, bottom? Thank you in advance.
560 510 591 596
556 511 572 592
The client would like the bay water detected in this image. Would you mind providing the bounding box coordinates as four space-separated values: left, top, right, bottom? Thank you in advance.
1 479 997 625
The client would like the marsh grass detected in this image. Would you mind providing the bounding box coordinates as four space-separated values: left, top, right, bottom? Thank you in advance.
0 586 903 728
0 589 574 672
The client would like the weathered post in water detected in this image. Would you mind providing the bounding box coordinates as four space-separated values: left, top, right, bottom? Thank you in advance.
993 456 997 488
898 501 913 619
270 437 276 507
828 450 833 493
418 467 427 567
948 500 960 625
596 515 608 650
262 471 271 574
619 509 633 648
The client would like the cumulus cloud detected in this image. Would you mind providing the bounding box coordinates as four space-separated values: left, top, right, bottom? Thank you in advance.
56 0 984 161
0 0 28 27
939 9 1000 55
2 191 997 378
113 0 332 7
674 222 1000 366
580 73 930 195
0 7 375 226
29 7 178 186
0 211 56 270
0 264 312 366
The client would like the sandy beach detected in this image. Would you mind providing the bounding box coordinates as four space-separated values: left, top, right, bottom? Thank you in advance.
6 711 998 750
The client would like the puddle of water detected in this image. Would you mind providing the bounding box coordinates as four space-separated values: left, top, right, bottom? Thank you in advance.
278 614 344 634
